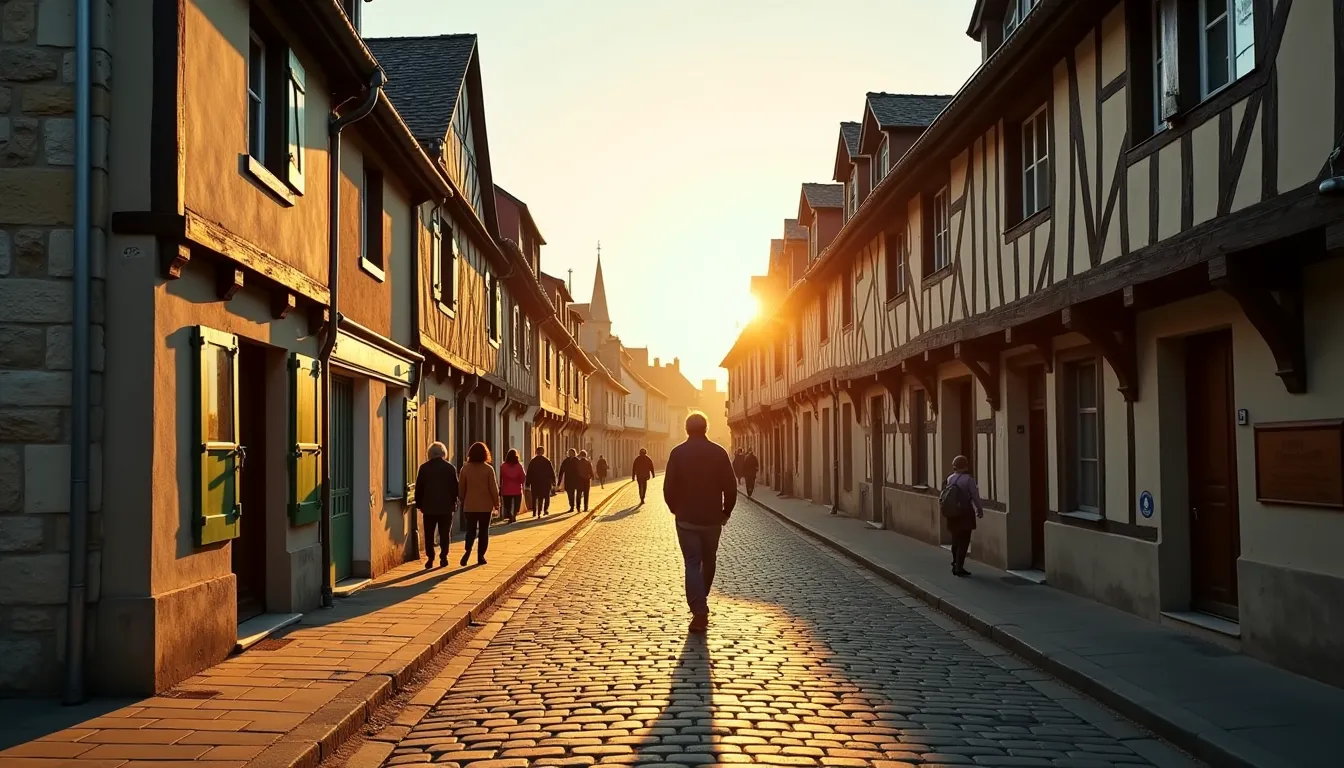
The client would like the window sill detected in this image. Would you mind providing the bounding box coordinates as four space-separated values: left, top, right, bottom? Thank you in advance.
921 264 954 288
1060 509 1104 523
240 154 298 207
884 292 908 308
1126 69 1264 165
359 257 386 282
385 494 406 503
435 299 456 318
1003 207 1051 243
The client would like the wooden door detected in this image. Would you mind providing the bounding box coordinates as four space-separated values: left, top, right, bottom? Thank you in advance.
1186 331 1240 619
1028 367 1048 569
233 344 268 623
870 395 885 523
821 407 832 505
958 381 974 472
330 376 355 582
803 417 814 500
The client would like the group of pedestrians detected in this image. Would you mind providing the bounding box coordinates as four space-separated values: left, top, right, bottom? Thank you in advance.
731 448 759 497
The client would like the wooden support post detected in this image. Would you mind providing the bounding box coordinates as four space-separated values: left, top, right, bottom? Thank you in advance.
1061 304 1139 401
954 341 1002 411
1005 326 1055 373
902 358 939 414
1209 254 1306 394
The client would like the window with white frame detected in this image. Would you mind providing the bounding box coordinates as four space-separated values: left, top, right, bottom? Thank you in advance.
523 318 532 369
1003 0 1040 37
932 187 951 272
884 229 907 300
1020 105 1050 219
1201 0 1255 98
878 139 890 181
247 32 266 163
1151 0 1166 133
245 12 305 193
1066 360 1101 514
848 168 858 217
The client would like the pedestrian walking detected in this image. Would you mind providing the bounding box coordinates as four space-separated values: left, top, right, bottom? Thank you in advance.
574 450 595 512
742 449 760 498
595 455 609 488
940 455 984 577
557 449 578 512
499 449 526 524
457 441 499 567
732 449 744 486
632 448 655 505
526 446 556 518
412 441 458 569
663 411 737 633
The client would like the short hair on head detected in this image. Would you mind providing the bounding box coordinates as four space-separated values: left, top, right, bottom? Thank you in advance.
639 448 647 455
428 442 447 460
505 448 520 464
952 455 970 472
535 446 546 455
467 441 491 464
579 450 588 458
567 448 577 456
685 410 708 435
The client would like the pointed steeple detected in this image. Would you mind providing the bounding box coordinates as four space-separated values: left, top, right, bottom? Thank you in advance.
590 242 611 325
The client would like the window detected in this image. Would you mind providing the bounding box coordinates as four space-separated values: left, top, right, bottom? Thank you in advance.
511 303 521 360
1201 0 1254 98
819 291 830 344
842 402 853 492
925 187 951 274
841 269 854 328
794 321 803 362
247 32 266 164
360 166 385 275
544 341 552 382
1066 361 1102 514
1003 0 1039 37
1152 1 1166 134
848 168 858 217
523 318 532 369
884 229 907 300
385 393 406 499
243 14 305 194
1020 105 1050 219
911 389 928 486
487 272 501 344
877 139 890 185
431 209 457 308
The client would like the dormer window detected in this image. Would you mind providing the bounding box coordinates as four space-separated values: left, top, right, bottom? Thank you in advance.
878 139 890 183
1003 0 1039 38
847 168 858 217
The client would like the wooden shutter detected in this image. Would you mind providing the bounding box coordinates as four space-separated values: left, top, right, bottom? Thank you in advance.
1159 0 1181 120
430 210 442 302
404 396 419 502
287 50 306 192
289 352 322 526
195 326 242 546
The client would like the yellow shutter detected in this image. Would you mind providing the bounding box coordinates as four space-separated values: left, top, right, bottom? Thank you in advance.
289 352 322 526
404 396 419 503
195 326 242 546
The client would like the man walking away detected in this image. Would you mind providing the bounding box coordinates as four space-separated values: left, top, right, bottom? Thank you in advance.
732 449 744 486
633 448 656 505
595 455 609 488
413 441 458 569
664 411 737 633
575 450 595 512
499 449 526 524
557 449 578 512
742 449 760 498
940 455 984 576
457 442 499 566
526 446 556 518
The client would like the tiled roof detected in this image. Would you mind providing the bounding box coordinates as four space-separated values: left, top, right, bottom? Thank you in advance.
783 219 808 241
866 93 953 129
840 122 862 156
640 364 700 405
366 34 477 142
802 183 844 209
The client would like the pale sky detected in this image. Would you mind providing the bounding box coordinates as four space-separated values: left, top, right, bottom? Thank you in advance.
365 1 981 385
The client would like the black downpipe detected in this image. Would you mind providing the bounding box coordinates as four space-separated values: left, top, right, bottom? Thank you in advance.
830 385 841 515
318 71 384 608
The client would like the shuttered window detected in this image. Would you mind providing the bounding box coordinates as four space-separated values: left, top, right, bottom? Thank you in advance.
195 327 242 546
289 353 322 526
286 51 306 192
404 396 419 503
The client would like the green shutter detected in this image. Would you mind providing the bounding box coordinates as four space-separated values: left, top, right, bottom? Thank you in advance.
195 326 242 547
286 50 306 192
404 396 419 502
289 353 323 526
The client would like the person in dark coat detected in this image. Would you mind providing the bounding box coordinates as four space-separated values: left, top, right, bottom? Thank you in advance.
574 450 595 512
944 455 984 576
732 449 744 485
557 449 578 512
526 446 556 518
595 455 609 488
413 441 459 569
742 449 760 498
632 448 656 505
663 411 737 633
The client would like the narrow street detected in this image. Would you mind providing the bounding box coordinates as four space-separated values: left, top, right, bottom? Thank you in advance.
379 478 1189 768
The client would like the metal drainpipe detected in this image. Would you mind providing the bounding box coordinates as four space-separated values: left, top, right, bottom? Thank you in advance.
318 70 384 608
62 0 93 706
830 385 841 515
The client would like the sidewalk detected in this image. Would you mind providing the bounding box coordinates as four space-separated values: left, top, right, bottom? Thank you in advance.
746 487 1343 768
0 481 634 768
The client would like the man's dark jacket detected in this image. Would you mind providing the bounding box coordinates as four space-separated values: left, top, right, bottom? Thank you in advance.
743 453 759 477
413 458 459 517
557 456 576 486
663 435 737 526
633 454 655 480
526 455 555 489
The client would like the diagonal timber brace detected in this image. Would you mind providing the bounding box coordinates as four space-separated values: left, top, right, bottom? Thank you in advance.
1208 254 1306 394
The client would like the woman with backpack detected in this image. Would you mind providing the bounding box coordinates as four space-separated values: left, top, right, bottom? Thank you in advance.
499 449 526 524
940 455 984 577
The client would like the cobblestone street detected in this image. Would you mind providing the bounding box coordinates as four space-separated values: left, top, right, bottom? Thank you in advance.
381 479 1190 768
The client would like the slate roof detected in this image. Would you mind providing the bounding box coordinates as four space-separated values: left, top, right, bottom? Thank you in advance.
802 183 844 209
840 122 862 156
783 219 808 241
866 93 953 129
366 34 477 143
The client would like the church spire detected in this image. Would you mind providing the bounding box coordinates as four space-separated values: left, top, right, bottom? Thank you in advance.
590 241 611 325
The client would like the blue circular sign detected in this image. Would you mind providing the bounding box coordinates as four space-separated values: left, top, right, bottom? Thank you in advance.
1139 491 1155 519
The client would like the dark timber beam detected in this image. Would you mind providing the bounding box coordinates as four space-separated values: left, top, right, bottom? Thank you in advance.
1061 304 1139 401
902 359 939 414
840 378 868 424
1005 326 1055 373
1208 253 1306 394
954 341 1002 411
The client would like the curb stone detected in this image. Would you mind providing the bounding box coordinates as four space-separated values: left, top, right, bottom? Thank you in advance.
246 481 634 768
746 492 1290 768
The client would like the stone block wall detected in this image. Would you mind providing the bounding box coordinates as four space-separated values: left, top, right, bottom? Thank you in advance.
0 0 108 695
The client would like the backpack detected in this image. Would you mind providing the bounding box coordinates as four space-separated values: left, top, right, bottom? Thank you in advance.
939 478 971 519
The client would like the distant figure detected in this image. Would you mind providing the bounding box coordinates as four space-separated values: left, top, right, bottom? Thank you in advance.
595 455 609 488
574 450 595 512
742 449 760 498
732 449 744 485
413 441 458 569
557 449 579 512
526 446 556 518
457 441 499 567
940 455 984 577
663 411 737 633
632 448 656 505
499 449 526 524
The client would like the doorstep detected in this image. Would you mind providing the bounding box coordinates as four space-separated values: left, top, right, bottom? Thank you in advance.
235 612 303 653
745 486 1344 768
333 576 373 598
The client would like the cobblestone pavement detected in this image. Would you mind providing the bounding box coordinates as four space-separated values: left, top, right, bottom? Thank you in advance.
383 478 1188 767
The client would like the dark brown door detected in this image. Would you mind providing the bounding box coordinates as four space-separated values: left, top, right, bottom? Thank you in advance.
233 344 268 623
1186 330 1240 619
821 407 832 505
958 380 974 472
1028 367 1048 569
870 395 885 523
803 417 814 500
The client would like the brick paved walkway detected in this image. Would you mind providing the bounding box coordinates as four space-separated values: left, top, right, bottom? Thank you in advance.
0 482 632 768
377 477 1195 767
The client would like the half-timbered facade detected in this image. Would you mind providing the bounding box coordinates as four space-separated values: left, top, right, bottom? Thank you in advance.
725 0 1344 687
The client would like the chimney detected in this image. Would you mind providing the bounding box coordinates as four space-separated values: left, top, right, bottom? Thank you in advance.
673 357 680 371
653 357 661 368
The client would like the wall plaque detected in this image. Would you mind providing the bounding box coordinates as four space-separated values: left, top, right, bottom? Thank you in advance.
1253 420 1344 508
